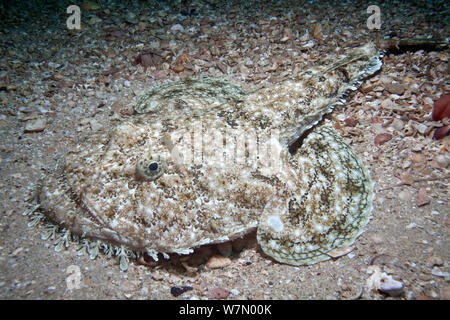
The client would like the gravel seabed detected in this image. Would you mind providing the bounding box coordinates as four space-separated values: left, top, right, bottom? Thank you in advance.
0 0 448 300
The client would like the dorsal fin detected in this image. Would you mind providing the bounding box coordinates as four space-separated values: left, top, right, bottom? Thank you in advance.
135 78 246 115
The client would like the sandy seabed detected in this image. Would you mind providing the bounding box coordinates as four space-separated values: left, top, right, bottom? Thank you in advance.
0 0 448 300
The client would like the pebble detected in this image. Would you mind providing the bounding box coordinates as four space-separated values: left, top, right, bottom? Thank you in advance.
416 188 431 207
390 118 404 131
434 154 448 168
398 189 412 202
149 41 160 50
406 222 420 230
366 266 404 297
171 64 185 73
11 247 23 256
24 118 46 133
0 71 8 80
280 35 290 43
150 270 164 281
411 153 426 164
374 132 393 146
380 98 395 109
302 40 315 49
170 24 185 32
426 255 443 267
343 117 358 127
108 30 126 39
378 277 404 297
205 255 231 269
18 112 38 122
294 28 307 41
87 16 102 25
444 215 450 228
312 23 323 39
168 40 178 50
135 53 154 71
229 289 240 296
384 82 405 95
89 119 103 131
81 1 100 11
125 12 138 24
431 267 450 278
402 160 411 169
206 287 230 300
411 144 423 152
411 121 428 135
171 285 193 297
137 21 148 31
123 293 133 299
379 75 393 85
423 96 434 105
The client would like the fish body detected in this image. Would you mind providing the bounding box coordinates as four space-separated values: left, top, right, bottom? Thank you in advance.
38 44 381 269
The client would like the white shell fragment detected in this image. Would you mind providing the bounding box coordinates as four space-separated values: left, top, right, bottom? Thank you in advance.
37 44 380 268
366 265 404 297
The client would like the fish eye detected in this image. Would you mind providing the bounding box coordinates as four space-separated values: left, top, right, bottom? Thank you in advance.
136 155 166 181
148 162 159 171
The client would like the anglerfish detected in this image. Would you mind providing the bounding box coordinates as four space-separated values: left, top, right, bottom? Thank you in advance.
33 44 381 270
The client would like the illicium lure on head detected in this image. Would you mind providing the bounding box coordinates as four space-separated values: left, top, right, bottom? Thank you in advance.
27 43 382 271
